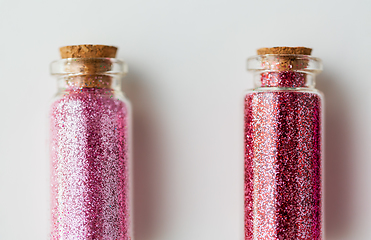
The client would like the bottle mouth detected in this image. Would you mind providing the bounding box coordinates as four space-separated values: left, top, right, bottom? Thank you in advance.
247 54 323 73
50 58 128 76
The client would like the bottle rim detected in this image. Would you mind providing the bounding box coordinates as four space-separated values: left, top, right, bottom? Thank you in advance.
50 58 128 76
247 54 323 73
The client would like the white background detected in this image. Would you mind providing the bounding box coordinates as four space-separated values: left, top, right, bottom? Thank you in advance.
0 0 370 239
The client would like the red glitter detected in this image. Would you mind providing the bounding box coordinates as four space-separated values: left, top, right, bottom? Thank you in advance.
260 71 306 88
244 72 322 239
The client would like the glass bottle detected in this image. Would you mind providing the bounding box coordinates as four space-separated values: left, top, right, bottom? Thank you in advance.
244 47 323 239
49 45 132 240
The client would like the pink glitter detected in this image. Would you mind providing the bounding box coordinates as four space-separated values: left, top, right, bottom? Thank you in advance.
50 87 130 240
244 72 322 239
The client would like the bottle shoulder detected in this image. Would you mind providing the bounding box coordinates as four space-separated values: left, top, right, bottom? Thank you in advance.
244 87 323 96
49 88 131 111
243 88 324 104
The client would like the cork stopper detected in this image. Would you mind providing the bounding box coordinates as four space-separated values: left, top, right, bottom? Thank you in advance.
257 47 312 56
60 45 117 59
59 44 118 88
257 47 312 71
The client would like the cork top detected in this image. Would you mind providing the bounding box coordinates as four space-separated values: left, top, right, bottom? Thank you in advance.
257 47 312 56
252 47 312 71
247 46 322 74
60 44 117 59
57 44 119 89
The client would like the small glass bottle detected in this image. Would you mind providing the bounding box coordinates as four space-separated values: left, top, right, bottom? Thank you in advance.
49 45 132 240
244 47 323 239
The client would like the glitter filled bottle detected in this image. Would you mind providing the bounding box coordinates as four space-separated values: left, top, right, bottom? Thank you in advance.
244 47 323 240
49 45 132 240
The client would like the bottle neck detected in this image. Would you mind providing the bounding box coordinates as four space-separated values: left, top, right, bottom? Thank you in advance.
57 74 122 92
253 71 316 88
51 58 127 93
247 54 322 89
